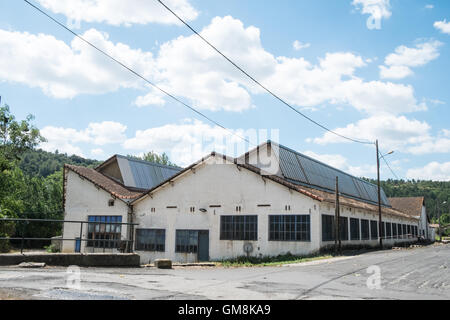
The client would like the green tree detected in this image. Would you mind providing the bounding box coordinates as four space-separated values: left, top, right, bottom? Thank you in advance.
0 99 45 252
128 151 177 167
0 103 45 167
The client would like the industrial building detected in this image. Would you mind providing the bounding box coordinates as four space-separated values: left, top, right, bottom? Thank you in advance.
389 197 435 241
62 141 421 264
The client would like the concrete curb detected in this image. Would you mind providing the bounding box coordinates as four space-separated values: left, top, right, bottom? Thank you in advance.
0 253 140 267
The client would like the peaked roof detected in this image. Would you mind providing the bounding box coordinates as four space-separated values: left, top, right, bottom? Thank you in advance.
243 141 390 207
130 152 417 219
388 197 425 218
96 155 183 191
131 152 325 204
65 164 143 200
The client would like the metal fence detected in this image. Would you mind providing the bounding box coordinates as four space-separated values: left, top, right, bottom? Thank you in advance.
0 218 138 254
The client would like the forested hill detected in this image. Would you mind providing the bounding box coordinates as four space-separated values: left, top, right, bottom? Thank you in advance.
19 149 101 178
366 179 450 221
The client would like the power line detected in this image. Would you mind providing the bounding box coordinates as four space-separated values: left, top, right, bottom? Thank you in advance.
22 0 255 147
156 0 375 146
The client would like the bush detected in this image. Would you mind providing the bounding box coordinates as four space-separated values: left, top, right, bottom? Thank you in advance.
218 252 329 267
0 237 10 253
44 244 60 253
0 215 15 253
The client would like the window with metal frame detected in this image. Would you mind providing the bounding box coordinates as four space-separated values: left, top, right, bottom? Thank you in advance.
370 220 378 240
322 215 335 242
135 229 165 252
339 216 349 241
269 215 310 242
361 219 370 240
87 216 122 248
175 230 199 253
386 222 392 239
392 223 397 239
220 216 258 241
403 224 407 238
350 218 360 241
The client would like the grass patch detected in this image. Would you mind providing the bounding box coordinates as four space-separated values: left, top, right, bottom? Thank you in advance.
215 253 333 268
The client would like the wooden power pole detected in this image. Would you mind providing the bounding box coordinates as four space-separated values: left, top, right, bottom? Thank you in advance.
376 140 383 249
335 176 341 255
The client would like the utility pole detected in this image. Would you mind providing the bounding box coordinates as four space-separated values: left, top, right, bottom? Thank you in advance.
376 140 383 249
335 177 341 255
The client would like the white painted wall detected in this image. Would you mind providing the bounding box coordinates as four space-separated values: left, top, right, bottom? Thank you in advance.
62 169 129 253
134 156 321 264
418 205 432 240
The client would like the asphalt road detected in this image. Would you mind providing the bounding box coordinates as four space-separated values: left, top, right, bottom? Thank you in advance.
0 244 448 300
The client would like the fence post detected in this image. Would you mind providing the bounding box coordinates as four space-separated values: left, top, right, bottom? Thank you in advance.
130 224 135 253
79 222 83 253
20 221 26 254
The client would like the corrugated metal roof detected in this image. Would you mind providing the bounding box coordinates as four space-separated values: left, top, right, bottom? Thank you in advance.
116 156 182 190
273 143 390 206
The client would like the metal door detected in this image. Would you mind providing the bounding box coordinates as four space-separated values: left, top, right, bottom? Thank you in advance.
75 238 81 253
197 231 209 262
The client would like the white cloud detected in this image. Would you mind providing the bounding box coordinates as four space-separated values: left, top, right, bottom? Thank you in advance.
407 162 450 181
0 28 156 99
429 99 445 105
86 121 127 145
40 127 90 156
379 40 443 79
263 53 424 115
142 16 425 114
154 16 276 112
379 65 414 79
91 148 105 156
434 20 450 34
407 139 450 155
352 0 392 20
40 121 127 156
334 79 426 115
124 119 247 167
425 4 434 9
312 114 430 149
293 41 311 51
312 114 450 156
36 0 198 26
0 16 426 115
134 88 166 107
443 129 450 137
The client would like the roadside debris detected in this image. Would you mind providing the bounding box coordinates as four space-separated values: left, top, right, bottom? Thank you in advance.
18 262 46 268
154 259 172 269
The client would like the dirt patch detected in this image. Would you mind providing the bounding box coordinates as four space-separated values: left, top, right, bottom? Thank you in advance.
0 288 37 300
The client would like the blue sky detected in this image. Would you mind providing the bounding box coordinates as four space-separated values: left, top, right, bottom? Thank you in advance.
1 0 450 180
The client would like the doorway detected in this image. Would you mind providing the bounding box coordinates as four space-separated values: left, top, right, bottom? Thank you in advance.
198 230 209 262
